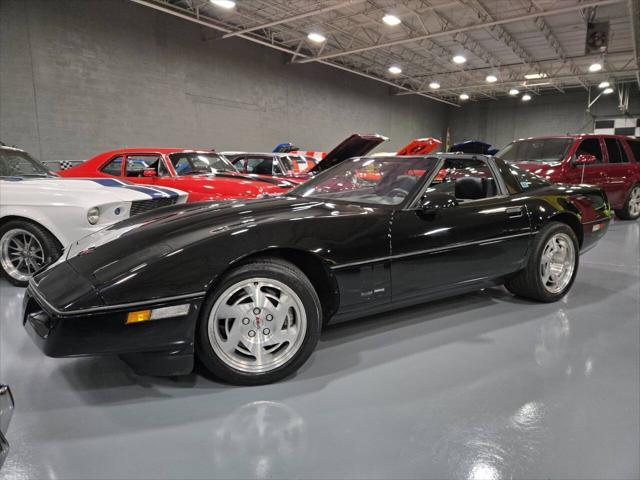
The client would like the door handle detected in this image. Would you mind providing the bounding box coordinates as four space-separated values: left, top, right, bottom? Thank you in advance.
506 206 524 218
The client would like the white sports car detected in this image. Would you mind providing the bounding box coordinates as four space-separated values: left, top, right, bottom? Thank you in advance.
0 145 187 286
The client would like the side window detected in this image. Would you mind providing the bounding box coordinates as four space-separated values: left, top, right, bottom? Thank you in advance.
627 140 640 163
575 138 603 163
101 156 123 176
125 155 162 177
273 159 284 175
232 156 247 173
428 157 499 201
246 156 274 175
604 138 628 163
508 165 551 192
493 158 521 194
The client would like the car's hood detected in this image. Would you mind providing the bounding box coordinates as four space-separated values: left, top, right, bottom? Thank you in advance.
396 137 442 155
0 177 186 203
308 133 388 174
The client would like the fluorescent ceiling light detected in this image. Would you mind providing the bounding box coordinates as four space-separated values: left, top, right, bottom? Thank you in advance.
459 93 469 100
509 88 520 95
307 32 326 43
388 65 402 75
598 81 610 89
429 81 440 89
210 0 235 9
524 72 547 80
588 62 602 72
603 87 614 94
522 94 532 101
452 55 466 64
382 14 401 26
486 75 498 83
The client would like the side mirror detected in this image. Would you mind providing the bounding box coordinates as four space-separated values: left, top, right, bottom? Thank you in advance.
142 168 157 177
420 192 459 214
573 153 596 166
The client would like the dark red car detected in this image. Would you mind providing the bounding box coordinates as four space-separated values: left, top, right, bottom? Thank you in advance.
498 135 640 220
59 148 293 203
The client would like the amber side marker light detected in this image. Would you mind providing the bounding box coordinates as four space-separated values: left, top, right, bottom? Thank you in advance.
125 305 191 325
126 310 151 324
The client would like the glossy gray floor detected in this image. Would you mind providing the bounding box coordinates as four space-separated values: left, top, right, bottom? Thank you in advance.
1 221 639 480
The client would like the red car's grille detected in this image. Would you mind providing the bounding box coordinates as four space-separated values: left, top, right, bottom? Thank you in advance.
130 197 177 216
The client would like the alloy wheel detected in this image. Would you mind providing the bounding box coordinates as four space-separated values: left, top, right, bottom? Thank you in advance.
0 229 46 282
539 232 575 294
629 186 640 217
207 278 307 374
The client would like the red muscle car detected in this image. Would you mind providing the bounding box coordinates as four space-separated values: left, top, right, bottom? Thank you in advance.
59 148 293 203
498 134 640 220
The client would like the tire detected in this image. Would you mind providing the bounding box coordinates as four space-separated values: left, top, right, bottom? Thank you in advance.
196 258 322 385
505 222 579 303
614 184 640 220
0 220 62 287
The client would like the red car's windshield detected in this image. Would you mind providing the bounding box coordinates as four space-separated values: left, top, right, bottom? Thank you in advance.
168 152 237 176
290 156 438 206
497 138 573 163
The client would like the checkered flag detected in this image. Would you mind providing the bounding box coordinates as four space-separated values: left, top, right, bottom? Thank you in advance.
59 160 75 170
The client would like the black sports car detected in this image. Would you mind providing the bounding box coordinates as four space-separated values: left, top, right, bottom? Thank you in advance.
23 153 611 385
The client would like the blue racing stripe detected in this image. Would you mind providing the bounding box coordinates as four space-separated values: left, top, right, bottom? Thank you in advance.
89 179 174 198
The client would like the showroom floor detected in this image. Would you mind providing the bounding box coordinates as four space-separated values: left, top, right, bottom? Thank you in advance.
0 220 638 480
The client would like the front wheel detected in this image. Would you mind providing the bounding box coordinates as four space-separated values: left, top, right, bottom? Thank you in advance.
505 222 579 302
196 258 322 385
0 220 62 287
615 184 640 220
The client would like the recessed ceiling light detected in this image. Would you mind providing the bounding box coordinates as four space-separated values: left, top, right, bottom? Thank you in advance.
307 32 326 43
210 0 235 9
524 72 547 80
522 94 532 101
452 55 466 64
589 62 602 72
603 87 614 94
598 81 610 89
509 88 520 95
382 14 402 26
460 93 469 100
429 81 440 89
388 65 402 75
486 75 498 83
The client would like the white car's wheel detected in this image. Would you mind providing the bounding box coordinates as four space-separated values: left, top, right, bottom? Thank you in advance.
0 221 62 287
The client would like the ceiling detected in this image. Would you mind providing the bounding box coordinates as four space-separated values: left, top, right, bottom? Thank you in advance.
130 0 640 106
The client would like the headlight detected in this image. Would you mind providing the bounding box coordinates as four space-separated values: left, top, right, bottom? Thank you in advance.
87 207 100 225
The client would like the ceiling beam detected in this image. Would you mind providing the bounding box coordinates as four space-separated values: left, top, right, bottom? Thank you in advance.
628 0 640 88
221 0 364 39
127 0 460 107
294 0 624 64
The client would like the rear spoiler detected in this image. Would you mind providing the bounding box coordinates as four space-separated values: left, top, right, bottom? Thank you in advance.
308 134 388 174
396 137 441 155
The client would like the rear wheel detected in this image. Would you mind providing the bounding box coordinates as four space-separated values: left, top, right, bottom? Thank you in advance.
505 222 579 302
615 184 640 220
0 220 62 287
196 258 321 385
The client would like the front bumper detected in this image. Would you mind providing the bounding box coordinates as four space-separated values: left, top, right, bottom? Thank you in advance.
0 385 14 469
23 286 205 376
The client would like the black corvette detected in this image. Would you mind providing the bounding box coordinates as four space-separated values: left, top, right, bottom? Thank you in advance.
23 153 611 384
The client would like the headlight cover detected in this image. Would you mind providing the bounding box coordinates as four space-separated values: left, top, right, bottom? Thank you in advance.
87 207 100 225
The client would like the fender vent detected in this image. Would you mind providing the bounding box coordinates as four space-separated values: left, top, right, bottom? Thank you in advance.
130 197 177 216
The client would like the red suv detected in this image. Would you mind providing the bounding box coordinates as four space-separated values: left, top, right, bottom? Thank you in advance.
498 135 640 220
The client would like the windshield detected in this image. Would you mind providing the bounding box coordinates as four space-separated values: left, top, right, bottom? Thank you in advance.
0 149 57 178
168 152 237 175
497 138 572 163
289 156 438 206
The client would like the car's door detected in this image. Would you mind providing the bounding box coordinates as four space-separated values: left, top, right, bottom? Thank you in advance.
391 157 531 303
602 137 635 208
564 137 607 187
